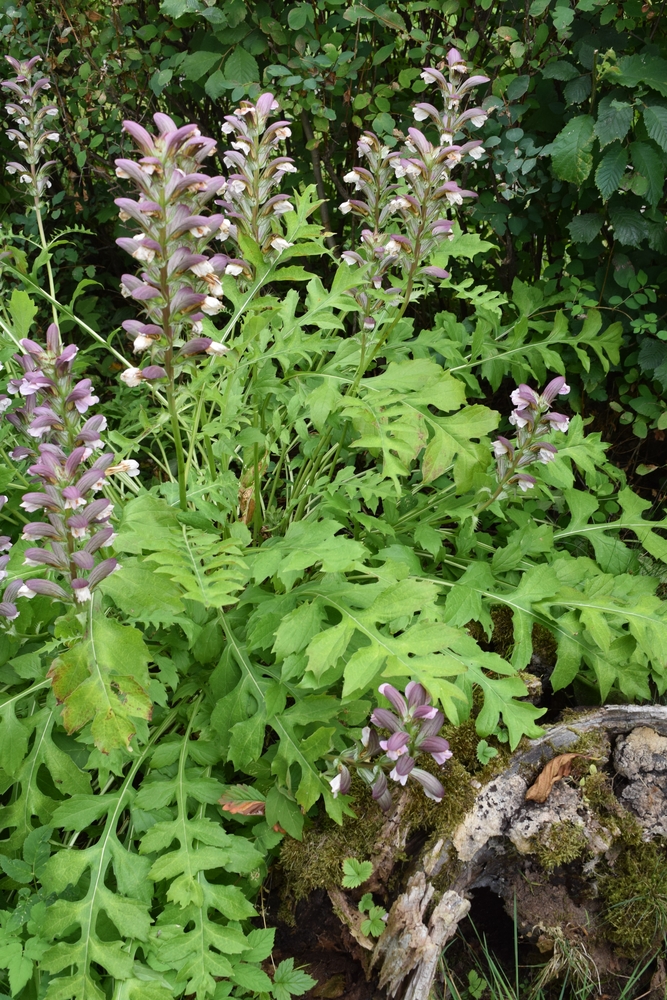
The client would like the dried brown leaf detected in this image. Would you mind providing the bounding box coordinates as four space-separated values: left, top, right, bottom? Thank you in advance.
219 789 266 815
525 753 583 803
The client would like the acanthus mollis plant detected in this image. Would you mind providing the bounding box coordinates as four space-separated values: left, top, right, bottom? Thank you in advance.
480 375 571 509
327 682 452 811
115 94 297 509
216 92 297 251
338 47 489 336
1 54 60 310
0 324 134 622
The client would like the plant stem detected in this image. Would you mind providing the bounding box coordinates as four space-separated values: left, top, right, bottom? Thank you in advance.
33 195 59 332
253 441 262 543
167 382 187 510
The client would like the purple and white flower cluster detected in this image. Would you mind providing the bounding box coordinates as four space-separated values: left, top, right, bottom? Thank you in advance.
338 49 489 329
115 114 231 376
328 681 452 811
0 325 131 622
1 55 59 203
216 93 296 249
115 93 295 382
492 376 570 494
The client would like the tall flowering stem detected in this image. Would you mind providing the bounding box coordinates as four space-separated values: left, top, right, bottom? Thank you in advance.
0 325 134 623
216 93 296 251
340 48 489 379
115 95 295 510
478 375 571 512
1 55 61 328
327 682 452 811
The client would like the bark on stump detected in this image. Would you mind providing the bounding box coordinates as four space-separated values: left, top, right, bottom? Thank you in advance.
330 706 667 999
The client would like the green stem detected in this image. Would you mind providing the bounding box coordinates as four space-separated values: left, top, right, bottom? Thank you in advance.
33 197 59 332
253 441 262 544
474 419 545 516
184 385 207 488
266 439 289 515
204 434 216 480
167 383 188 510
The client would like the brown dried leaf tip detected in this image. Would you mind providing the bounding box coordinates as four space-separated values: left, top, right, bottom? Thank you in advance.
219 786 266 815
525 753 585 803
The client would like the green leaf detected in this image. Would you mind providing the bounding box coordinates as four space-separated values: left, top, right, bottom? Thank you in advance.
594 96 633 148
224 48 259 85
361 907 388 937
137 718 267 998
551 115 595 184
100 556 184 624
179 50 221 81
232 964 273 993
567 213 603 243
265 784 304 840
0 707 91 854
616 54 667 97
205 69 228 100
341 858 373 888
40 739 154 1000
0 855 32 883
432 231 497 265
630 141 665 208
273 600 325 660
142 525 249 609
251 519 365 591
228 710 267 770
287 5 308 29
48 617 151 752
564 75 591 105
8 289 38 339
595 143 628 200
476 740 499 765
643 104 667 151
609 206 649 247
0 701 29 777
542 60 579 81
271 959 317 1000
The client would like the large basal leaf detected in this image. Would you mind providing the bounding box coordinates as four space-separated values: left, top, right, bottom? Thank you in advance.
342 359 495 492
48 617 152 753
38 739 161 1000
138 712 268 999
0 707 90 853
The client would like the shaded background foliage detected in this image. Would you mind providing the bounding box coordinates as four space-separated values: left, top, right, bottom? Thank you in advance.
1 0 666 470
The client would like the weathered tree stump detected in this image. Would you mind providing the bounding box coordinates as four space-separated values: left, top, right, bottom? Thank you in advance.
322 707 667 999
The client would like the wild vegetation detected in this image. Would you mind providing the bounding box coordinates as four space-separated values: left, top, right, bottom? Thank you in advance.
0 0 666 998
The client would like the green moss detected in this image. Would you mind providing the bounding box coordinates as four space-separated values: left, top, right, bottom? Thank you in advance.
490 604 515 659
465 604 557 666
531 622 557 664
600 840 667 956
279 756 478 906
533 820 589 872
580 770 643 846
567 728 611 763
279 778 385 903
